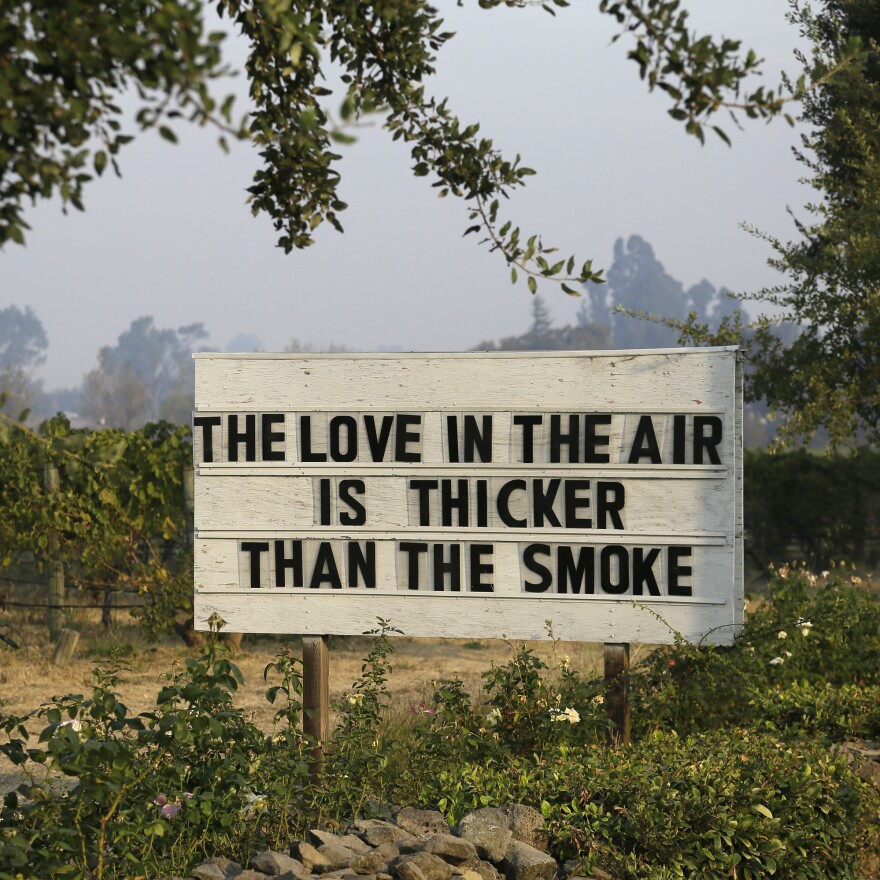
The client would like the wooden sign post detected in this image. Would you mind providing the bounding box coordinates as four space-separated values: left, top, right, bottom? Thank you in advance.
192 348 743 744
604 642 630 745
302 634 330 771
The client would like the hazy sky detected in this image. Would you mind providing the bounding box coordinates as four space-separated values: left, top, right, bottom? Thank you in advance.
4 2 809 390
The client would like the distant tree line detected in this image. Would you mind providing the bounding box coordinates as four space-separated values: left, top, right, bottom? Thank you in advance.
1 234 786 444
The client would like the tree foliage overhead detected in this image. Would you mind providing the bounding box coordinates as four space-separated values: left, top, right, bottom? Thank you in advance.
1 0 792 291
668 1 880 446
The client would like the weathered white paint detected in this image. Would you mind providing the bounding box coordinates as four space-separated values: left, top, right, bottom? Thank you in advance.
193 348 742 644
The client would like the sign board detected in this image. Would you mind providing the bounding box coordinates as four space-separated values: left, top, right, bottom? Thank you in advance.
193 348 742 644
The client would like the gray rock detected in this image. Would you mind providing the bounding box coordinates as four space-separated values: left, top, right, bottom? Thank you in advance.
502 841 556 880
505 806 547 853
424 834 478 865
457 809 513 864
292 842 336 872
398 839 428 855
276 873 317 880
234 872 268 880
352 820 411 847
372 842 401 861
395 852 454 880
452 871 483 880
191 857 244 879
252 850 312 877
318 843 360 869
310 830 371 855
346 852 387 875
190 856 244 880
395 808 450 838
466 860 502 880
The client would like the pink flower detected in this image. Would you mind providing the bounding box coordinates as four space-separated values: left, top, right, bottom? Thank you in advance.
161 803 181 818
154 794 168 806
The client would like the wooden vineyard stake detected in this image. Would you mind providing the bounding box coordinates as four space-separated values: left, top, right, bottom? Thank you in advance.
43 461 65 640
52 628 80 666
604 642 631 746
302 635 330 777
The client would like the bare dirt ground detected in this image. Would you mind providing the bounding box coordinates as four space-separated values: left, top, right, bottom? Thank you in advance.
0 608 613 794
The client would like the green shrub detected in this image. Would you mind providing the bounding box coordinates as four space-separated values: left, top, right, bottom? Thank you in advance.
2 605 878 880
630 565 880 739
544 730 876 880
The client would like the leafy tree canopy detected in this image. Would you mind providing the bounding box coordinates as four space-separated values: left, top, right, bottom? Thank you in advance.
1 0 793 292
673 1 880 447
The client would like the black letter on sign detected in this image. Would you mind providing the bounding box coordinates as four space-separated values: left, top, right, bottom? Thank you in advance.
446 415 460 462
597 482 626 530
557 546 594 594
433 544 462 591
632 547 661 596
395 414 422 462
513 415 542 463
348 542 376 588
409 479 438 526
300 416 327 462
469 544 494 592
668 546 693 596
497 479 527 528
522 543 552 593
193 415 221 463
310 543 342 589
241 541 269 588
441 479 469 527
364 415 393 461
694 416 722 465
550 414 579 463
564 479 592 528
262 413 286 461
275 540 303 588
533 479 561 528
399 542 428 590
672 414 686 464
464 415 493 462
339 479 366 526
228 414 256 462
600 546 630 594
628 416 661 464
330 415 358 462
319 479 331 525
583 414 611 463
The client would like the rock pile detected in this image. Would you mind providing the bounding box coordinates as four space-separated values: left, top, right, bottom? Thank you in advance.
169 804 607 880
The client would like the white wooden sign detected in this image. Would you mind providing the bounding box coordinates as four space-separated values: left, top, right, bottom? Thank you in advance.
193 348 743 645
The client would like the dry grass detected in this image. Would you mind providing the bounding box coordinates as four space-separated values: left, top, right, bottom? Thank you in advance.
0 607 607 794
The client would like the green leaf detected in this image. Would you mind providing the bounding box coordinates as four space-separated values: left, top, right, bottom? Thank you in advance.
527 276 537 294
753 804 774 819
158 126 178 144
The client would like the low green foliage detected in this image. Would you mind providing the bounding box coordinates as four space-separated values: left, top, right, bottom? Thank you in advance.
1 576 879 879
546 730 872 880
630 564 880 738
0 414 193 635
